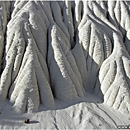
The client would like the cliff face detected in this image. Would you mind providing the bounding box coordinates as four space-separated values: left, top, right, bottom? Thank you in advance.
0 1 130 114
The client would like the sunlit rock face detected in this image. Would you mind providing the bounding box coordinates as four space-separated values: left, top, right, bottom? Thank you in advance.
0 0 130 114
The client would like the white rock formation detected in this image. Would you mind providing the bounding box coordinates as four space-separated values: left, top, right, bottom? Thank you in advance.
0 2 10 72
0 0 130 116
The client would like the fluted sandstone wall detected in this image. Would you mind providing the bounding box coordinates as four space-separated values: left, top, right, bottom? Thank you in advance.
0 1 130 114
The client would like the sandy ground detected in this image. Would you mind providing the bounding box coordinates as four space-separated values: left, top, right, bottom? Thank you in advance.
0 94 129 129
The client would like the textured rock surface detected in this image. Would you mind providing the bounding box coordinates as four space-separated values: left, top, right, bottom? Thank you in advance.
0 1 10 72
0 0 130 116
